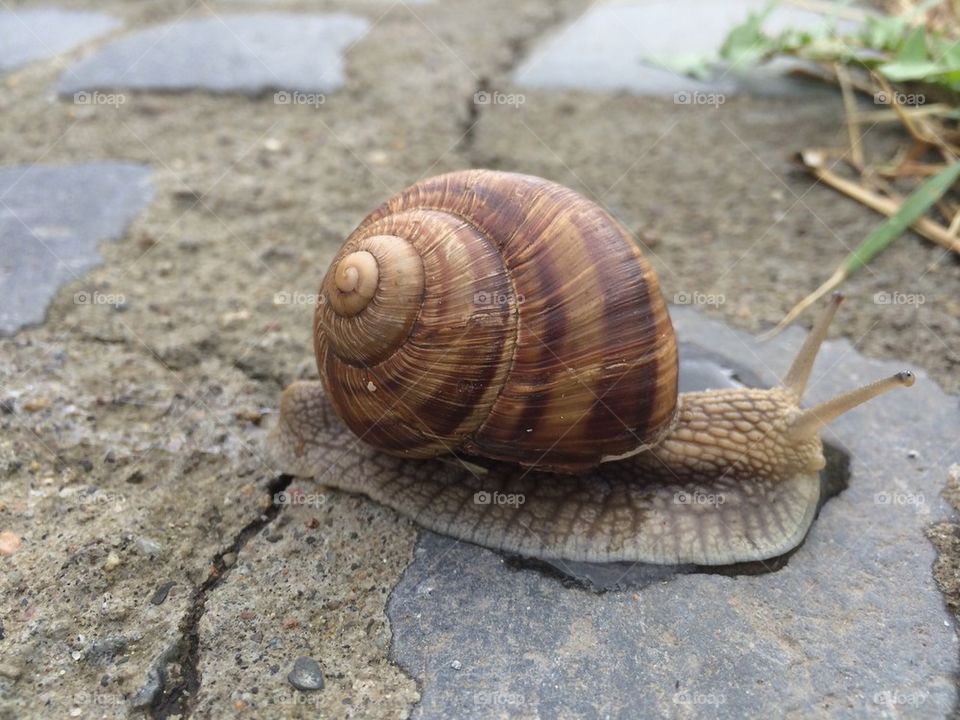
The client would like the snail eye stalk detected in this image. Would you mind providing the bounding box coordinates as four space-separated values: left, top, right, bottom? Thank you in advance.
781 292 844 400
787 371 915 441
777 292 914 439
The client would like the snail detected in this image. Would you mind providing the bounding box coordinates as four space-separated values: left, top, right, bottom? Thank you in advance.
268 169 914 565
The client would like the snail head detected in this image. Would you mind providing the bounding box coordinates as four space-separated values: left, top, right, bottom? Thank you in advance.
644 294 915 483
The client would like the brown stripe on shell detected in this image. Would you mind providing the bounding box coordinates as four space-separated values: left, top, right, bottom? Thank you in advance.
318 208 517 458
540 197 654 465
579 210 678 460
471 186 581 466
492 184 663 471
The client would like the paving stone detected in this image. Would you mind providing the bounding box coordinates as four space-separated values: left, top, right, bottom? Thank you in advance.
0 163 154 336
514 0 858 96
0 9 120 73
56 14 370 97
387 306 958 719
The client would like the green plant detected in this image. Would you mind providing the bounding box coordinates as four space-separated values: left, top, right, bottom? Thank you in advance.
668 0 960 331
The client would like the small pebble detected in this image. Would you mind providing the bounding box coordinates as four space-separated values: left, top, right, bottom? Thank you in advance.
178 238 201 253
103 552 121 571
136 537 163 557
71 650 82 661
0 531 22 557
222 552 237 568
234 408 263 425
220 309 251 327
907 450 919 459
130 664 164 709
450 660 462 671
288 656 324 691
366 381 376 392
22 396 51 412
0 663 22 679
150 581 177 606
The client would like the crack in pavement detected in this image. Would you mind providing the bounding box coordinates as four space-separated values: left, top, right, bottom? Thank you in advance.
457 2 572 154
149 474 293 720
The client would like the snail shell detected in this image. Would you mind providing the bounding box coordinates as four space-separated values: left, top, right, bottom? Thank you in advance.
314 169 678 473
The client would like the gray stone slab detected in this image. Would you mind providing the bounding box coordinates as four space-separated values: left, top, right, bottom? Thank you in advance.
56 13 370 96
514 0 857 96
0 9 120 73
0 163 154 336
387 305 959 719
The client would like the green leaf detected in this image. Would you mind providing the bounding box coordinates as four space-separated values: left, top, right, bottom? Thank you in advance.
933 37 960 73
898 26 929 63
861 16 909 51
880 60 941 80
720 4 777 66
713 0 960 96
843 161 960 273
878 26 937 80
646 53 716 81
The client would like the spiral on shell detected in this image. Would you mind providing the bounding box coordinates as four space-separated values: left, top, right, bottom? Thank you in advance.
313 169 678 473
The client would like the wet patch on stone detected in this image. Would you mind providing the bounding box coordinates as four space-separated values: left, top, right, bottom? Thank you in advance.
514 0 858 96
0 163 154 336
387 306 959 718
0 9 120 73
56 13 370 97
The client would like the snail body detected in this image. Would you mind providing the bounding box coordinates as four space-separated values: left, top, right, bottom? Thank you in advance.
269 170 914 565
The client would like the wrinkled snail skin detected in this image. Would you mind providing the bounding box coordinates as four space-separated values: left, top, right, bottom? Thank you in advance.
268 170 916 565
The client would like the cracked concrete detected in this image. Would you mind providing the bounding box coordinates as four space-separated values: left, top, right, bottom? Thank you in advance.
1 0 958 718
148 474 292 718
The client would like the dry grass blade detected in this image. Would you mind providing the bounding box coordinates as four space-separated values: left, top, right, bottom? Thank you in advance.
800 152 960 252
763 155 960 339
